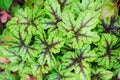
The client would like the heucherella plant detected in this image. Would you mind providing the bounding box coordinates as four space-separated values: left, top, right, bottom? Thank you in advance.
0 0 120 80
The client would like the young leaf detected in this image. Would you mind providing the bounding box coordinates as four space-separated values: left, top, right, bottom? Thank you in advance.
0 10 11 23
100 1 118 19
0 57 9 64
25 75 37 80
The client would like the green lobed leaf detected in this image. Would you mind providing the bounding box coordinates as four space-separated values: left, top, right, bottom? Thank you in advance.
91 68 113 80
58 10 100 49
96 34 119 69
45 64 79 80
73 0 102 13
113 56 120 74
1 28 38 63
6 6 44 35
40 0 62 31
0 72 20 80
61 44 97 80
35 28 64 67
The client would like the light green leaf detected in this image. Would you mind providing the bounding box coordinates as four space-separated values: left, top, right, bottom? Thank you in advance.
61 44 97 80
96 34 119 69
40 0 62 31
35 29 64 67
7 7 43 35
91 68 113 80
58 10 100 49
0 72 20 80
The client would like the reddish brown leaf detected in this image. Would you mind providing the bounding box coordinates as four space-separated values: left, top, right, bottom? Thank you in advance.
25 75 37 80
100 2 118 19
0 57 9 64
0 10 11 23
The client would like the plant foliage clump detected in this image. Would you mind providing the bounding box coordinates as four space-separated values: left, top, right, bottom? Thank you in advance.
0 0 120 80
